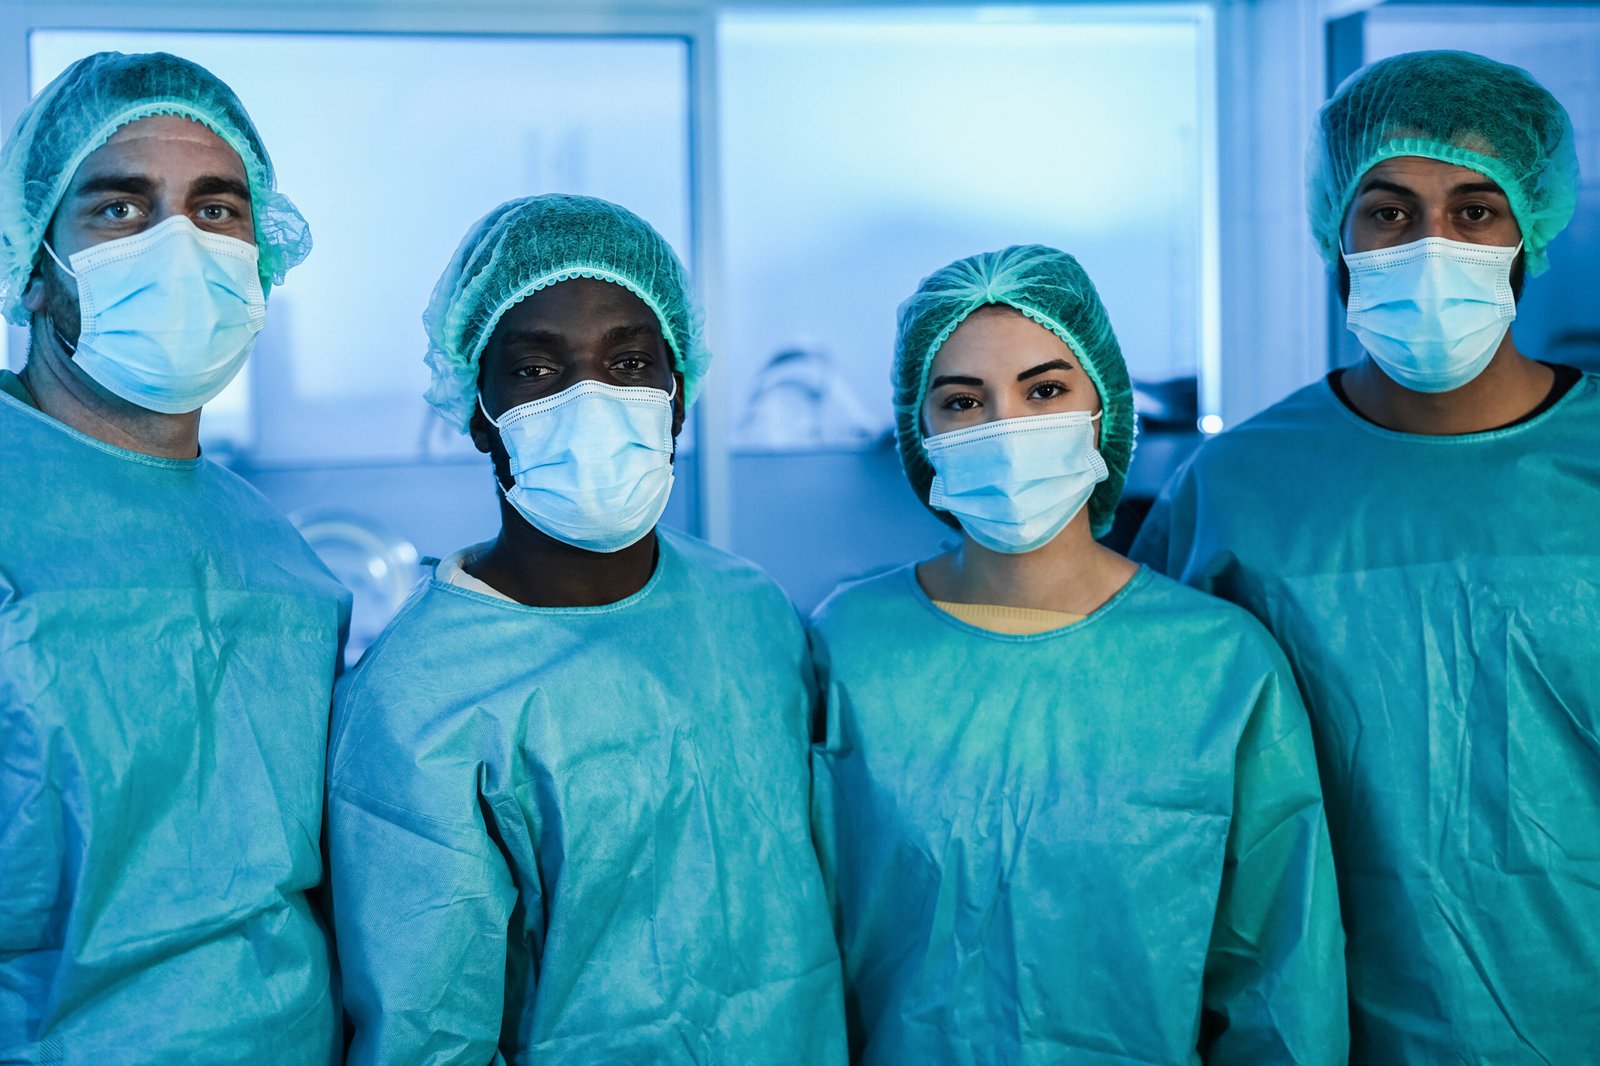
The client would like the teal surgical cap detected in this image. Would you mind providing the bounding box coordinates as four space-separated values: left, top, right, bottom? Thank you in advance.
424 194 709 433
894 244 1136 540
1309 49 1579 276
0 51 309 325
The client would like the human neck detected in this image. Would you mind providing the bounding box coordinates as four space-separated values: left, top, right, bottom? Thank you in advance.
468 504 660 608
20 331 201 459
1341 334 1553 436
917 513 1138 617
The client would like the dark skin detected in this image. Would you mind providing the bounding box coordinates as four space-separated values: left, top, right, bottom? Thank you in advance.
467 278 686 608
21 114 255 459
1339 156 1552 435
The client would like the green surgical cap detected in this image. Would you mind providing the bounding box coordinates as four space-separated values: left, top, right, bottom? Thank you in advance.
424 194 709 433
0 51 309 326
1309 49 1579 276
894 244 1136 541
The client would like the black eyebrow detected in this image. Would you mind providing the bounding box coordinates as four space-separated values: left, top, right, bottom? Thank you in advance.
70 173 250 203
1355 178 1421 199
1017 359 1076 382
930 374 982 389
71 173 157 200
602 323 659 346
1450 181 1507 198
496 328 567 352
190 175 251 201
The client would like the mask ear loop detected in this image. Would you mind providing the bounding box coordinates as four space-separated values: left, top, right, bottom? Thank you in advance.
41 240 79 279
477 391 504 430
37 241 82 354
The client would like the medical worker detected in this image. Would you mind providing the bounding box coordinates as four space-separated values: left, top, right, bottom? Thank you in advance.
1133 51 1599 1061
0 53 348 1062
811 245 1347 1064
326 194 846 1064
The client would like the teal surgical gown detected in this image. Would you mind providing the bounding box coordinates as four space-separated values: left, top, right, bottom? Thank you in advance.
326 529 846 1064
1132 373 1600 1062
0 372 351 1063
810 564 1347 1064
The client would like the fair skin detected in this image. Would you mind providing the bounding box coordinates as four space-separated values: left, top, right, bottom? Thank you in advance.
915 305 1138 617
467 277 685 608
1340 155 1551 435
19 114 255 460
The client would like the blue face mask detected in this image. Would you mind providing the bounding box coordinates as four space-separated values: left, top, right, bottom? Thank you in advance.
479 378 676 554
45 216 266 415
1343 236 1520 394
924 409 1107 555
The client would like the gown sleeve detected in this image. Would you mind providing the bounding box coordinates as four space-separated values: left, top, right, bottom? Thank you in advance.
1128 451 1198 581
1201 659 1349 1064
326 665 522 1066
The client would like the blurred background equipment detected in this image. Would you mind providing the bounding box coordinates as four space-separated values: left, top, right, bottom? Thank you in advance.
288 509 422 667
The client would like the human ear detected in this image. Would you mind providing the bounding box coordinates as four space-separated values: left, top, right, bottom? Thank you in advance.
670 370 686 440
22 275 45 314
469 392 495 455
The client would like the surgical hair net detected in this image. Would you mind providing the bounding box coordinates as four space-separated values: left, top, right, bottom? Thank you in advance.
424 194 709 433
0 51 310 326
1309 49 1579 277
894 245 1135 540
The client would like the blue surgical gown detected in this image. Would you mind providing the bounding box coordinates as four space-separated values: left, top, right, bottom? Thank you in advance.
326 529 846 1064
0 373 351 1063
810 563 1347 1064
1131 373 1600 1062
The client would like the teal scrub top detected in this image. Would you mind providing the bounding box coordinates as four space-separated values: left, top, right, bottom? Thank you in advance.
0 372 351 1064
810 563 1347 1064
327 529 846 1065
1132 373 1600 1061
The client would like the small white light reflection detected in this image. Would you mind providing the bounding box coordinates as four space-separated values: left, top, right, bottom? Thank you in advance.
1199 414 1225 435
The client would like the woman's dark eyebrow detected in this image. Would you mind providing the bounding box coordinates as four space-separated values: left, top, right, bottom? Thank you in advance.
931 374 982 388
1017 359 1075 381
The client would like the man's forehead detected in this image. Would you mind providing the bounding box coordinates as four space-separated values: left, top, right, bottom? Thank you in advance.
1358 155 1506 197
68 113 246 191
501 277 661 332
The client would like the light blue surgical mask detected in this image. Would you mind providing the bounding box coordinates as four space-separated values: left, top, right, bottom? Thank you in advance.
1343 236 1519 393
45 215 266 414
924 409 1107 555
480 377 676 553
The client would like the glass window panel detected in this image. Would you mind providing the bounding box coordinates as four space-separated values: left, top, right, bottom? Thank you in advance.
718 8 1210 444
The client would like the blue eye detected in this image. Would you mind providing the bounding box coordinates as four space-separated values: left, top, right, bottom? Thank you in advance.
99 201 144 222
